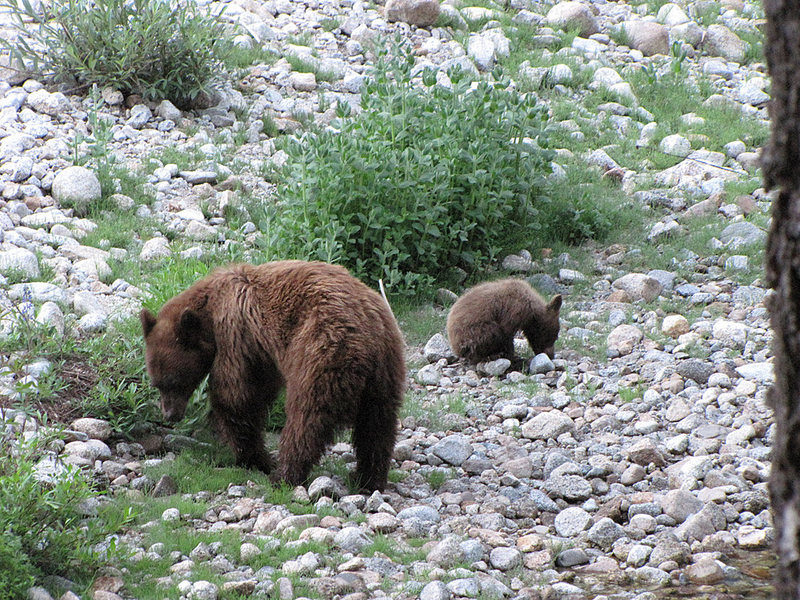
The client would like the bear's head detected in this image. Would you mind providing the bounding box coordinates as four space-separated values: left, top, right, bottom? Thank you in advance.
141 305 216 422
525 294 562 359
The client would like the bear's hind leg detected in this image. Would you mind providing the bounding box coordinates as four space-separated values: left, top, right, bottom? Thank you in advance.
352 385 400 492
277 384 337 486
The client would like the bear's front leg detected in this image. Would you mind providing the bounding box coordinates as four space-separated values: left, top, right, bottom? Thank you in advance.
208 366 282 474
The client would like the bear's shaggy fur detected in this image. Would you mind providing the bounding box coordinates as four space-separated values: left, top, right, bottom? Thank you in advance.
140 260 406 492
446 279 562 363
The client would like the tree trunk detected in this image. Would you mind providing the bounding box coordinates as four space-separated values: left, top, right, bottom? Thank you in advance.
763 2 800 598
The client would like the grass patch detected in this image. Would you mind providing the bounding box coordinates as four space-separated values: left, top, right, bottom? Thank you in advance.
394 302 446 347
143 445 273 495
401 391 473 430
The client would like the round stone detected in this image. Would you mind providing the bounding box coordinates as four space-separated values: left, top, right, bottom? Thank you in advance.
51 166 102 213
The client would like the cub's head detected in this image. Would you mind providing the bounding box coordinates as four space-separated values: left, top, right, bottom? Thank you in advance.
140 306 216 422
526 294 562 359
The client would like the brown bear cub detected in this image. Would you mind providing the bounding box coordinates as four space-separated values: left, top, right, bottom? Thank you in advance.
140 260 406 492
447 279 562 363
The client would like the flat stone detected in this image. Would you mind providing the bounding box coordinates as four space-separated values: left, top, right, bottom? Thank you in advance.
554 506 592 537
521 410 575 440
431 434 473 466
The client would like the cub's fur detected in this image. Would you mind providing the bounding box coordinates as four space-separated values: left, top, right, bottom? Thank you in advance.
447 279 562 362
140 260 406 492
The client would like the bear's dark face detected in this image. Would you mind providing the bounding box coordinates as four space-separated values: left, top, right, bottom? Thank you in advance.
141 308 216 422
526 294 562 359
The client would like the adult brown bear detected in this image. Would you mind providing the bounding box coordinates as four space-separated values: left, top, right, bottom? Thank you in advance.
447 279 562 363
140 260 406 492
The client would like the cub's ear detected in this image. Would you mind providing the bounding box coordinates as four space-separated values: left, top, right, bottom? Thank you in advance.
548 294 563 313
177 308 208 347
140 309 157 337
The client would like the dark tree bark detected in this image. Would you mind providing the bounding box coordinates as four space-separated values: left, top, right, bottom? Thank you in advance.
764 3 800 598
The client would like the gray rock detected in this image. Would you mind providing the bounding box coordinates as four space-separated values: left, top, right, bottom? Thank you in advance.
431 434 473 466
735 362 774 383
521 410 574 440
9 282 67 303
546 1 599 37
712 319 749 349
676 359 714 384
446 578 479 598
705 24 746 63
528 489 560 513
51 166 102 213
397 505 440 523
633 566 671 586
153 474 179 497
489 547 521 571
420 581 451 600
719 221 766 248
468 34 498 71
64 439 112 461
127 104 152 128
529 353 555 374
478 358 511 377
385 0 440 26
73 290 107 316
666 456 715 487
77 312 108 334
427 536 466 568
612 273 663 301
140 237 171 261
648 536 690 566
334 526 371 553
627 544 652 567
26 89 70 116
70 417 111 440
0 247 39 279
416 364 442 386
587 517 626 549
545 475 593 501
624 20 669 56
26 587 55 600
554 506 591 537
555 548 590 567
659 134 691 157
307 475 347 500
660 489 703 523
189 580 218 600
424 333 454 363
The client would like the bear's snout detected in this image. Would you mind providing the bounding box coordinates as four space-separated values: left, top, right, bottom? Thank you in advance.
160 396 187 423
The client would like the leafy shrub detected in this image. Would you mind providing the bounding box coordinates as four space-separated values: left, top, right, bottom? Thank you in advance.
3 0 234 107
0 531 35 600
0 420 105 588
538 189 615 245
258 40 554 293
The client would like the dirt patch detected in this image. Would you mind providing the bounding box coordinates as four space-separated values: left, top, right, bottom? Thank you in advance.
0 359 98 424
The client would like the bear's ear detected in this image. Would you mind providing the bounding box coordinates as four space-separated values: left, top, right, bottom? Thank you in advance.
140 309 157 337
548 294 563 314
177 308 206 347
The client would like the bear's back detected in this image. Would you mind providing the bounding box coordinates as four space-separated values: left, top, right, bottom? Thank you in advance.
206 261 404 370
448 278 543 327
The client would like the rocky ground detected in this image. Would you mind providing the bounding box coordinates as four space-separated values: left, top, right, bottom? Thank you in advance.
0 0 777 598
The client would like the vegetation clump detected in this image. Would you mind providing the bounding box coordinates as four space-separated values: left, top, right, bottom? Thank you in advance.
260 41 555 294
3 0 234 107
0 421 108 597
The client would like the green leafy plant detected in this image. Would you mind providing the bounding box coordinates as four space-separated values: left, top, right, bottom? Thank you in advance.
0 417 108 589
2 0 235 107
670 40 688 74
258 38 554 294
